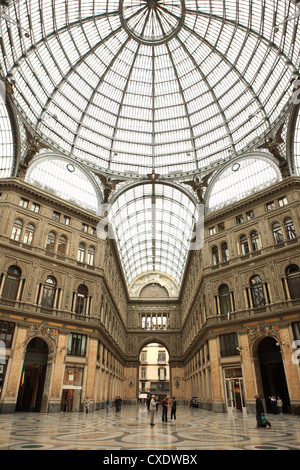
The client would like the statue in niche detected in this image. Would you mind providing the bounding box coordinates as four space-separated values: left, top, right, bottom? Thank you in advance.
17 127 49 178
184 171 214 203
258 123 290 178
93 173 126 203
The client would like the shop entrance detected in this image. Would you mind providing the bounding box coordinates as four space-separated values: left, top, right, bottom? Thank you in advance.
16 337 48 412
224 367 246 413
258 337 290 413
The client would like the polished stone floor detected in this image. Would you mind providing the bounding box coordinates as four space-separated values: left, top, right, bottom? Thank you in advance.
0 404 299 451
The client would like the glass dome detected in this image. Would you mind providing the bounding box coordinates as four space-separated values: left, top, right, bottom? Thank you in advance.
0 0 299 177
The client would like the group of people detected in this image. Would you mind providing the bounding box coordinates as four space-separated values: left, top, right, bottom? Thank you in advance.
105 396 122 413
269 395 284 416
149 395 176 426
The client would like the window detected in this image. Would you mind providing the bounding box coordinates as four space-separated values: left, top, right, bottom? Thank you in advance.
212 246 219 265
31 202 40 213
52 211 60 221
272 222 283 244
63 215 70 225
218 222 225 232
286 265 300 299
221 242 229 262
219 284 231 316
209 226 216 235
2 266 21 301
250 275 266 308
67 333 87 356
236 215 244 224
23 223 34 245
0 321 15 348
46 231 56 252
75 284 88 315
19 198 29 208
158 351 166 363
284 218 296 240
158 367 166 379
266 201 276 211
240 235 249 255
246 210 254 220
57 235 67 256
82 223 88 232
250 231 260 251
41 276 57 309
77 243 85 262
220 333 239 357
11 219 23 241
278 196 287 207
87 246 95 265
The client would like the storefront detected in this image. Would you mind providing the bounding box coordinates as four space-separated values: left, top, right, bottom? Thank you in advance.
61 367 83 412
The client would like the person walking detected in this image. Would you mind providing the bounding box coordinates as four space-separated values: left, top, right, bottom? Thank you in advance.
161 396 168 423
277 397 283 418
170 397 177 421
254 394 271 428
106 397 110 413
150 395 156 426
84 397 89 414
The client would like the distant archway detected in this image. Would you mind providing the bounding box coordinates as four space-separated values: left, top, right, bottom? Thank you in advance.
257 337 290 413
16 337 49 412
139 342 170 403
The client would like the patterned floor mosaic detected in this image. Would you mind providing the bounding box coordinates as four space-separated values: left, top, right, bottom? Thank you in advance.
0 405 299 451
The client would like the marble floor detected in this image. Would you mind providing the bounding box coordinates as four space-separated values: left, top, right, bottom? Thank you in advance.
0 405 299 452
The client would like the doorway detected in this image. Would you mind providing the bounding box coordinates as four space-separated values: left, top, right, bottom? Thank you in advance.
258 337 290 413
224 367 246 413
16 337 49 412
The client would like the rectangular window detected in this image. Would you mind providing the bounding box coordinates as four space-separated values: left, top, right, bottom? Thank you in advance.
82 223 88 232
278 196 288 207
266 201 276 211
246 210 254 220
52 211 60 221
220 333 239 357
63 215 70 225
31 202 40 213
67 333 87 356
19 198 29 208
0 321 15 348
236 215 244 224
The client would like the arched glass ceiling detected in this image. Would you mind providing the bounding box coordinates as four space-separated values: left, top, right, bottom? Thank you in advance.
109 183 197 285
25 157 100 212
294 108 300 175
0 84 13 178
206 156 282 213
0 0 299 177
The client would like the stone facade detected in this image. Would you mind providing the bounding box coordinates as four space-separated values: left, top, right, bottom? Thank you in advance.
0 177 299 414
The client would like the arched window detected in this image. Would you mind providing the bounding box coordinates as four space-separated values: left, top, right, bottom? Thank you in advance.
221 242 229 262
46 231 56 252
11 219 23 241
87 246 95 265
77 243 85 263
250 230 260 251
272 222 283 244
57 235 67 256
2 265 21 301
240 235 249 255
23 223 35 245
75 284 88 315
219 284 231 316
212 246 219 265
250 275 265 308
284 218 296 240
41 276 57 309
286 265 300 299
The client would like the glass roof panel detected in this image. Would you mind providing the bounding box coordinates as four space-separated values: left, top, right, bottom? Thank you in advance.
109 183 198 285
1 0 299 176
